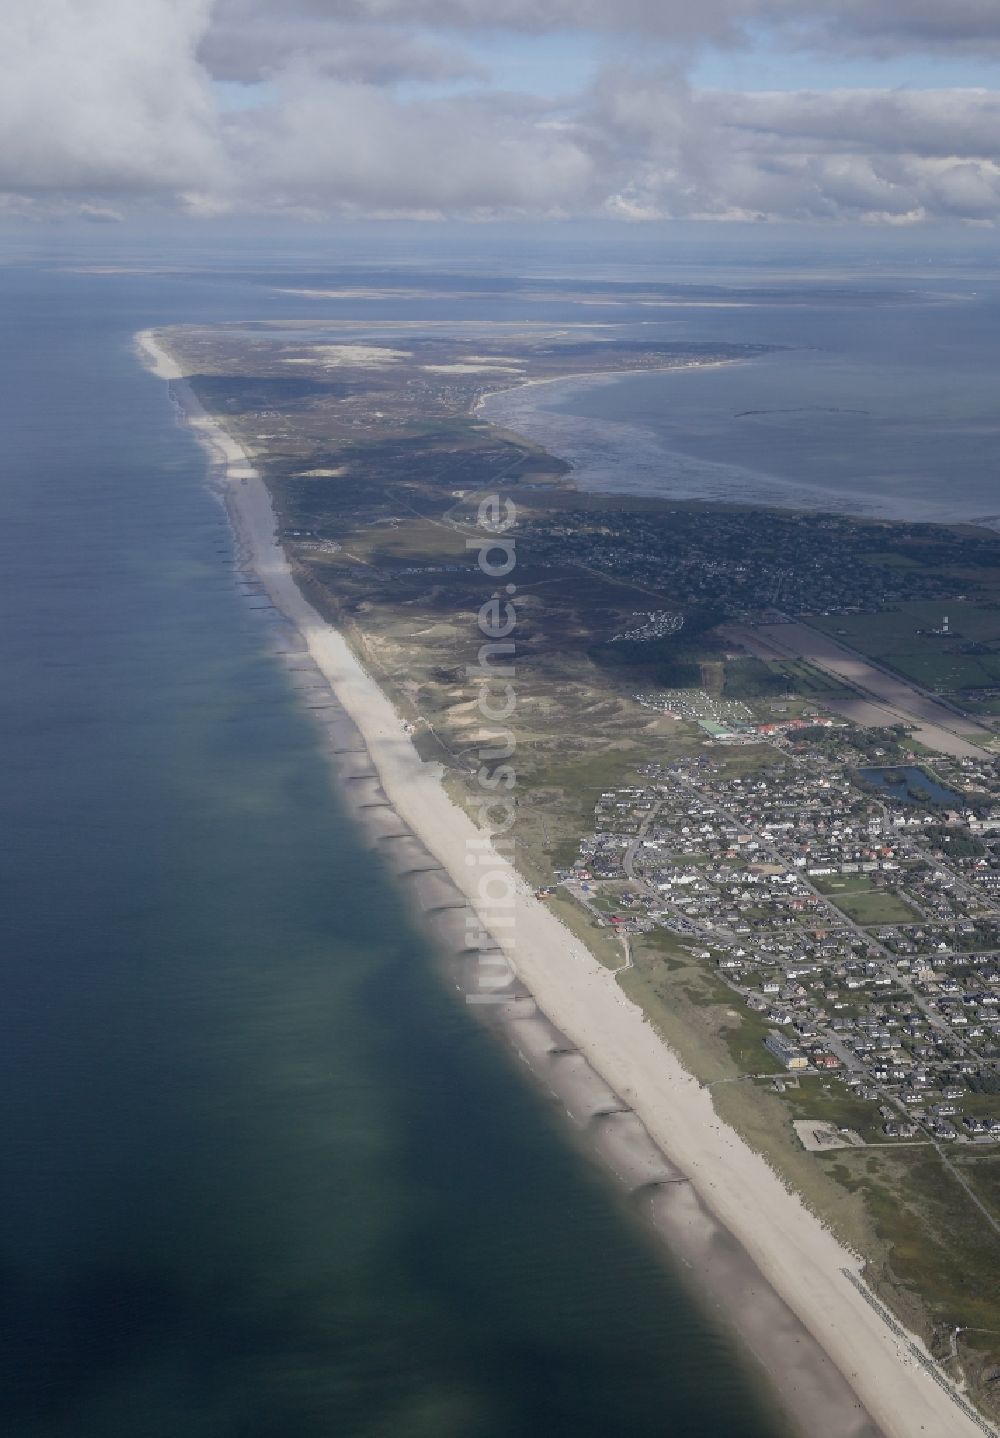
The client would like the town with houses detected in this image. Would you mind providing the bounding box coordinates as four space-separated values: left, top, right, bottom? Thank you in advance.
557 702 1000 1155
523 505 993 620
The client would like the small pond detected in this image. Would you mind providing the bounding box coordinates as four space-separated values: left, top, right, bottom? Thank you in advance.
856 765 964 808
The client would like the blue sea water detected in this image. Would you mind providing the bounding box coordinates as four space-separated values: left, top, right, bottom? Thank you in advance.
0 255 791 1436
480 275 1000 523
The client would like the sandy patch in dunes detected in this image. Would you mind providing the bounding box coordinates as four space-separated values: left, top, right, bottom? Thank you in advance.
423 358 527 374
283 344 412 368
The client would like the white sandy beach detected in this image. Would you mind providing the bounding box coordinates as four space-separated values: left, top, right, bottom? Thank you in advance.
472 357 739 412
138 328 993 1438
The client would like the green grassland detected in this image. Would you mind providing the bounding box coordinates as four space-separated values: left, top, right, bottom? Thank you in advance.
829 890 921 924
813 873 884 894
723 655 854 700
965 694 1000 716
811 599 1000 694
827 1146 1000 1407
813 872 921 924
779 1079 887 1142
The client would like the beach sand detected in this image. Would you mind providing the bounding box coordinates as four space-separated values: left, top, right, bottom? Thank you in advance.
137 328 995 1438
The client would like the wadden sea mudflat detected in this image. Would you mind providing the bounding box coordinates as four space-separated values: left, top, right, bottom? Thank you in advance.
138 328 994 1438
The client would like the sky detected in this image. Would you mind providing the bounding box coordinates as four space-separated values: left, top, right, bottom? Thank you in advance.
5 1 1000 228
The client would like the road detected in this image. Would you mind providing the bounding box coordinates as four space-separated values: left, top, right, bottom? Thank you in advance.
726 621 996 759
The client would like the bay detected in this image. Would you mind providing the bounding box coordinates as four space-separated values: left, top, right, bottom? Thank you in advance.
479 277 1000 523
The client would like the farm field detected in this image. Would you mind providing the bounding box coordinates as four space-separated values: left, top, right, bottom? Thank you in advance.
810 600 1000 694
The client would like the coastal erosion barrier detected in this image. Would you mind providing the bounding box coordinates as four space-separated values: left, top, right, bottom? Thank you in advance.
248 593 885 1438
841 1269 999 1438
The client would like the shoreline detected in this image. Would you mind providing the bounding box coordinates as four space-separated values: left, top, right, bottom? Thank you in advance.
477 364 1000 530
470 358 743 463
471 356 742 409
137 327 995 1438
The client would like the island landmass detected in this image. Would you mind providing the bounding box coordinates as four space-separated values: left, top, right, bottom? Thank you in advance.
139 315 1000 1438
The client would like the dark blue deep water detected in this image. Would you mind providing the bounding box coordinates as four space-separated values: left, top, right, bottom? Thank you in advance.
0 258 789 1436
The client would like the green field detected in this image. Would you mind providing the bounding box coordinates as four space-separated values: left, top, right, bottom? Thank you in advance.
721 1008 788 1074
827 1146 1000 1407
831 891 919 924
814 873 920 924
811 600 1000 693
780 1079 888 1143
814 873 881 895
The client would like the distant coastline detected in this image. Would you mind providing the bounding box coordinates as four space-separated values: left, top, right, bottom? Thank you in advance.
478 363 1000 528
476 366 871 516
137 326 994 1438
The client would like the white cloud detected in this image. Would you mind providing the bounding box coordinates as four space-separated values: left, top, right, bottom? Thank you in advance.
208 0 1000 56
3 1 1000 224
199 16 484 85
230 74 595 215
0 0 222 195
712 88 1000 160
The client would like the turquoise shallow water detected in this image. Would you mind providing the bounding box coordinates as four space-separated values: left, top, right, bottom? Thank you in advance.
0 264 787 1434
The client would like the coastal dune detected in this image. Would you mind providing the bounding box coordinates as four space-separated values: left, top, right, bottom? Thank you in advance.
138 329 993 1438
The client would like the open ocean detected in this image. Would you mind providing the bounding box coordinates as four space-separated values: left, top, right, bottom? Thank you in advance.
0 254 798 1436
